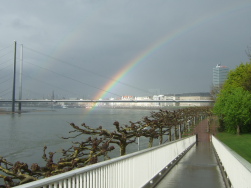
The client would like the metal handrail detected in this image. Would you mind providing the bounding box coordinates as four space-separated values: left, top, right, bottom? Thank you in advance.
15 136 196 188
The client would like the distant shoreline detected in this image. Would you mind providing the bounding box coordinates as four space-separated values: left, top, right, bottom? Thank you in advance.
0 108 13 114
96 106 186 111
0 108 53 114
0 106 188 115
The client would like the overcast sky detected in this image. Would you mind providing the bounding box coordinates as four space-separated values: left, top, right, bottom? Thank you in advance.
1 0 251 99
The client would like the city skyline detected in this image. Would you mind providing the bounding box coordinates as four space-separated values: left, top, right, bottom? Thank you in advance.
0 61 239 100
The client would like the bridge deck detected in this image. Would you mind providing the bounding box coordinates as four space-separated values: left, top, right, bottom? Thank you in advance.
155 119 226 188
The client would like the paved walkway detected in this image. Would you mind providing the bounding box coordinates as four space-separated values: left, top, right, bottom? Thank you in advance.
155 119 226 188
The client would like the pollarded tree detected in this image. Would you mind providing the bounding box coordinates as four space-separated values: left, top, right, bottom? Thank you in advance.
214 86 251 134
0 136 114 187
145 110 172 144
141 116 162 147
67 122 142 156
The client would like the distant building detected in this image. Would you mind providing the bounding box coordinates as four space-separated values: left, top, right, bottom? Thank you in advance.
102 93 212 108
213 64 229 87
121 96 134 100
153 95 165 100
174 92 212 106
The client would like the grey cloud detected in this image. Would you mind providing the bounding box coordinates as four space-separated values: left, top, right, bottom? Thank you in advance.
0 0 251 99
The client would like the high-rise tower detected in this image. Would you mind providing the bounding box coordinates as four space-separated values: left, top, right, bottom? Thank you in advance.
213 64 229 87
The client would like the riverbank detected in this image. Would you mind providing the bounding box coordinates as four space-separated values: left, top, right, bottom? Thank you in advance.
0 105 187 115
0 108 13 114
0 108 54 114
95 105 187 111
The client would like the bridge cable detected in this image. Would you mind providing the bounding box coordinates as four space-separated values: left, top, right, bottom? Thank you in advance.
0 44 13 52
21 73 81 98
24 46 153 95
26 61 122 98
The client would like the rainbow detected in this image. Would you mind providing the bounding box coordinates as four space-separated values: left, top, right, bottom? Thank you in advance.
93 1 251 100
47 1 250 101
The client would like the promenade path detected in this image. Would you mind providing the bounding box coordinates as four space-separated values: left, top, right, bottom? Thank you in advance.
155 119 226 188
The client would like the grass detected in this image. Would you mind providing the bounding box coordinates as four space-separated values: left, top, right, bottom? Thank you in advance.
216 132 251 163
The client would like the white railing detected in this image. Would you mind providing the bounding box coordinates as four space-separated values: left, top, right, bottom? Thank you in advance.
15 136 196 188
212 136 251 188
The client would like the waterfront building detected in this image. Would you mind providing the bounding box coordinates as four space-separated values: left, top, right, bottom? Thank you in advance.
99 93 212 108
121 96 134 100
213 64 229 87
153 95 164 100
175 92 212 106
113 96 153 108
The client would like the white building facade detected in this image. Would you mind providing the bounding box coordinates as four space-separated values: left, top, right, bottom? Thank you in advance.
213 64 229 87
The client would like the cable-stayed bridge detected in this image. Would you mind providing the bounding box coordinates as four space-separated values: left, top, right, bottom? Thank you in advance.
1 42 156 101
0 99 214 103
1 42 214 113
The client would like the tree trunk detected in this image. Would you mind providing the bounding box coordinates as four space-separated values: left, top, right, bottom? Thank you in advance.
148 137 153 148
237 125 240 135
120 143 126 156
159 127 163 144
174 126 178 140
179 124 181 139
169 128 172 141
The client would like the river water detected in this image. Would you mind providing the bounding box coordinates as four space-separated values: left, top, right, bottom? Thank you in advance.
0 107 161 167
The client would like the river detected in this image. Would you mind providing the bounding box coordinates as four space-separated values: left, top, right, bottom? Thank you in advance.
0 107 163 167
